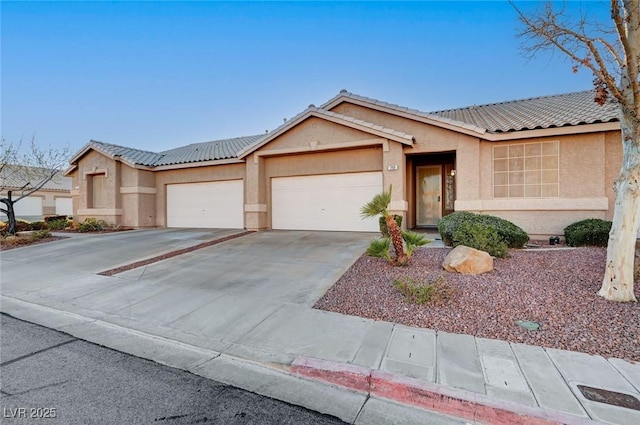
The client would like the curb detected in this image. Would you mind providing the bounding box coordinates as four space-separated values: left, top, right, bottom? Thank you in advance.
291 357 603 425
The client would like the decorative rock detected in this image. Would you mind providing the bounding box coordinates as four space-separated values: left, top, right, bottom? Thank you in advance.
442 245 493 275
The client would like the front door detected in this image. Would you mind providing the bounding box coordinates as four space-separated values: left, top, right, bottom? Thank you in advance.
416 165 442 226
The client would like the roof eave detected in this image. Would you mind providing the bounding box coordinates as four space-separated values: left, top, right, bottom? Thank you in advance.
481 121 620 141
152 158 244 171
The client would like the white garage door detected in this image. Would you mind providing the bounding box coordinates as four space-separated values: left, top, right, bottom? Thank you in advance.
55 198 73 216
272 172 382 232
167 180 243 228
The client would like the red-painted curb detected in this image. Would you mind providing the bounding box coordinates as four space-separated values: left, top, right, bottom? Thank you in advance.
291 357 372 393
290 357 599 425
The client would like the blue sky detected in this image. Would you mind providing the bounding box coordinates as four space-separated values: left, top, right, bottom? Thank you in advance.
2 1 610 154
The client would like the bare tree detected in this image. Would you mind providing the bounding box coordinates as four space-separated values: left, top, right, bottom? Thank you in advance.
514 1 639 302
1 137 71 235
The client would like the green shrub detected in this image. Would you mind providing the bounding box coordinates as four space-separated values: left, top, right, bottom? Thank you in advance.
438 211 528 248
31 229 52 240
78 218 108 232
46 218 69 230
452 221 509 258
379 215 403 237
402 230 431 258
366 238 392 263
564 218 612 247
393 275 455 305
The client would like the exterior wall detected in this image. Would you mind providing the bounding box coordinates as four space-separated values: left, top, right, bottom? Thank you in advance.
331 101 622 237
604 130 623 221
467 132 614 238
120 165 157 228
70 150 122 227
154 163 245 227
245 119 384 230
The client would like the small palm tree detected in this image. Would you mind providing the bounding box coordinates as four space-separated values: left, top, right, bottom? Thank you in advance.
361 186 408 265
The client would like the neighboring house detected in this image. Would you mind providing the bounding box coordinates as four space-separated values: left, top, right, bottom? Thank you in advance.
64 90 621 238
0 165 73 222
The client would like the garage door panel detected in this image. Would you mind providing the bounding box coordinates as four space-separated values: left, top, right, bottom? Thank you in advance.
55 198 73 216
272 172 382 232
167 180 243 229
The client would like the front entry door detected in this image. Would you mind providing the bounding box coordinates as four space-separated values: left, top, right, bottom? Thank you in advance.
417 165 442 226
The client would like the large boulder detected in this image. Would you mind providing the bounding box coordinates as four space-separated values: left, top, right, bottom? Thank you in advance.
443 245 493 275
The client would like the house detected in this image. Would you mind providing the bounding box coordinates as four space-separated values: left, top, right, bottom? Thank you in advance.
64 90 621 238
0 165 73 222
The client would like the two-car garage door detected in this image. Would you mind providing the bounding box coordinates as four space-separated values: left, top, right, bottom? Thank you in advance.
166 180 243 228
271 172 382 232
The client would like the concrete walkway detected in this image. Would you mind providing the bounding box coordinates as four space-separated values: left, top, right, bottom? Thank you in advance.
1 229 638 425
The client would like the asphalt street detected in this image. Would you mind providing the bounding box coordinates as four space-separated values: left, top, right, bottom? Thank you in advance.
0 314 346 425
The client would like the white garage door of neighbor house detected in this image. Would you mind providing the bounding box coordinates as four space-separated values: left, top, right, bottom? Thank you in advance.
55 198 73 216
272 172 383 232
12 197 43 218
166 180 244 229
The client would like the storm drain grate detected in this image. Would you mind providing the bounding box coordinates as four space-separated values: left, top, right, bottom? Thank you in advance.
577 385 640 411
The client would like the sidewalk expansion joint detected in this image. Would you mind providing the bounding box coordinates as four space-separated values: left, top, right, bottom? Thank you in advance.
291 356 604 425
96 230 255 276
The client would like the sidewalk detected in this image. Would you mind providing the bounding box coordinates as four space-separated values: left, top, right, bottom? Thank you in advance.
1 231 638 425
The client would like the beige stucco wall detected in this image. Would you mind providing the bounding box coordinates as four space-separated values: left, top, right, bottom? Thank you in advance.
154 163 245 227
465 132 615 237
70 150 122 227
604 130 623 220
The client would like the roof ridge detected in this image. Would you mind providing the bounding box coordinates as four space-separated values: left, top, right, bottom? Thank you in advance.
90 139 160 155
160 134 264 154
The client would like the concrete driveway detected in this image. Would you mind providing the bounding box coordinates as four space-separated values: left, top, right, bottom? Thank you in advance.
1 228 377 363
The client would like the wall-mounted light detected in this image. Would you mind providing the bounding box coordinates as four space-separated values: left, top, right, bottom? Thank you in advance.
450 169 456 177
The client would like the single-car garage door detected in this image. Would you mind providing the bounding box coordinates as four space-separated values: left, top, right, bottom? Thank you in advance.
272 172 382 232
167 180 243 228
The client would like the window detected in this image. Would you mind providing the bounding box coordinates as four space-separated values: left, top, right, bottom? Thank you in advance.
493 141 558 198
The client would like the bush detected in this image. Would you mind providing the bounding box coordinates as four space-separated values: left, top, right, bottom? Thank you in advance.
438 211 529 248
46 218 69 230
366 238 392 263
30 221 47 230
78 218 108 232
14 220 33 232
379 215 403 237
452 221 509 258
393 275 455 305
31 229 52 240
45 215 68 223
564 218 612 247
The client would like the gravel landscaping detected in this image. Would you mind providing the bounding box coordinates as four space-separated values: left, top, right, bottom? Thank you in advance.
315 246 640 362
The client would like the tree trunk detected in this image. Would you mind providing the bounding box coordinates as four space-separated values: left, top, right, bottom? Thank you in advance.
598 115 640 302
1 191 17 235
386 214 408 266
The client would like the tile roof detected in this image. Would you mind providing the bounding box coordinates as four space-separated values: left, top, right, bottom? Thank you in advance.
157 135 264 165
1 165 71 191
326 89 619 134
89 141 163 166
85 135 264 167
323 90 487 134
429 90 619 133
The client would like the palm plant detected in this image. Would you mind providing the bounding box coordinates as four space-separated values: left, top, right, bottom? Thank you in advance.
361 186 408 265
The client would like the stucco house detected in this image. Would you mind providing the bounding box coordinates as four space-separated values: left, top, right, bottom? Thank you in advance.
1 165 73 222
64 90 621 238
